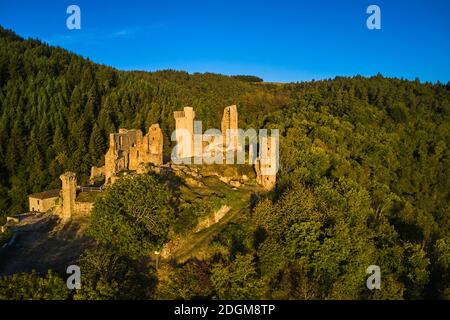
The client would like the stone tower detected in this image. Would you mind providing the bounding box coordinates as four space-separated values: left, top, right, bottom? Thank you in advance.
60 172 77 220
221 105 239 153
255 136 277 191
173 107 195 159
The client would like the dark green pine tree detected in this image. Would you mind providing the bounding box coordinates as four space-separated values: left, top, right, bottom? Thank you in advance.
89 123 106 167
26 141 46 193
5 120 26 175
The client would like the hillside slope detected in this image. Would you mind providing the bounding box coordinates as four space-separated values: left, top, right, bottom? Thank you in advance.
0 27 449 299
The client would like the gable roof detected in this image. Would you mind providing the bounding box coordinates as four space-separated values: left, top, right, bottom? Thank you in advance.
28 189 60 200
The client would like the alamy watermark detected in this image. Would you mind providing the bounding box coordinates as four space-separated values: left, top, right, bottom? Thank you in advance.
367 5 381 30
66 264 81 289
66 5 380 31
366 265 381 290
66 5 81 30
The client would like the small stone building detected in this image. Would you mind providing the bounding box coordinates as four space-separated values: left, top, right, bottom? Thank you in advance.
28 189 60 213
27 172 99 221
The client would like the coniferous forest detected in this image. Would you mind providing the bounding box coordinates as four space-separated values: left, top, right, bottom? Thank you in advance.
0 26 448 300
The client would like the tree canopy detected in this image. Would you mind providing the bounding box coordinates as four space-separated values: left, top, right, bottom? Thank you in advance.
88 174 174 259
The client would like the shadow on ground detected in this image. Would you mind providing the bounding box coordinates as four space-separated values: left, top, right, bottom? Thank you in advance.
0 214 94 276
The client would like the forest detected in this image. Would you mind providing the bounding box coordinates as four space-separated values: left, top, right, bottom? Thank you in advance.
0 26 448 299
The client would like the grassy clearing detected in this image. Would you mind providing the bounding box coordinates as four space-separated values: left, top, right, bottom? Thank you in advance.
76 191 103 203
166 175 262 263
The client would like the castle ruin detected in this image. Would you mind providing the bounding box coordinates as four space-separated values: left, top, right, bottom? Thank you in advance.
27 104 277 222
91 124 164 183
173 107 195 159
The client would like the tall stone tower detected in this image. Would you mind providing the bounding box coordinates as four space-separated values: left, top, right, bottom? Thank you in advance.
60 172 77 220
255 136 277 191
173 107 195 159
221 105 239 153
104 134 117 183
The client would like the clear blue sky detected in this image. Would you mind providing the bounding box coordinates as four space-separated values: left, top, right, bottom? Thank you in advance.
0 0 449 82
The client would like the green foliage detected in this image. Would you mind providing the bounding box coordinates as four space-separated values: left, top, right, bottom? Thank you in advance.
88 124 106 166
88 174 174 259
432 237 450 298
209 222 251 260
402 242 430 299
157 259 213 299
0 270 69 300
211 254 265 299
74 246 158 300
173 200 210 235
231 75 263 83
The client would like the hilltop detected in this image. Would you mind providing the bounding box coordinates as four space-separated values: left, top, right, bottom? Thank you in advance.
0 26 449 299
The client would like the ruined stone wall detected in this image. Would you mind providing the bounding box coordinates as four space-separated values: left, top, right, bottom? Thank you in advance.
102 126 163 183
146 124 164 165
129 124 164 169
195 205 231 232
90 165 105 183
105 129 143 180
